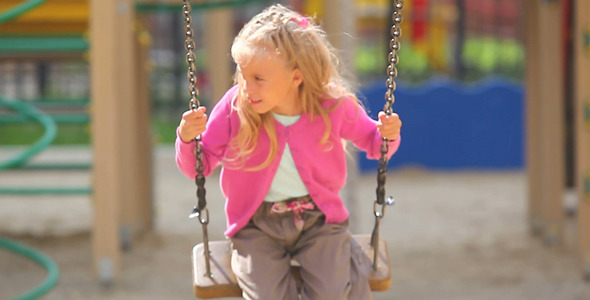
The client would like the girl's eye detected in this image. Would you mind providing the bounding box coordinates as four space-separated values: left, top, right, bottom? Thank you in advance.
254 76 264 81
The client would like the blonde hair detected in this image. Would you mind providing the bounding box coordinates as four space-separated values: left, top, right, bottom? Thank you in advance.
229 4 357 170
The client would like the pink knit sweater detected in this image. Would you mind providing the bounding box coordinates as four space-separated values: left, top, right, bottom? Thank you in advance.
176 86 400 237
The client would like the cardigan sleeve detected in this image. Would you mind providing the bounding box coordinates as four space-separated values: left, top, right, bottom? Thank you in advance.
338 97 400 160
175 86 238 178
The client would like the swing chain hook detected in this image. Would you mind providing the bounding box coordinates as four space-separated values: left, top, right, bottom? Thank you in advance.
183 0 212 278
372 0 403 271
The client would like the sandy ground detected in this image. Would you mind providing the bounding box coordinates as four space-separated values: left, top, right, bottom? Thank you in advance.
1 146 590 300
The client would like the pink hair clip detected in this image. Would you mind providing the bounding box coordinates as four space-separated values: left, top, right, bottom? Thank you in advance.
292 16 309 29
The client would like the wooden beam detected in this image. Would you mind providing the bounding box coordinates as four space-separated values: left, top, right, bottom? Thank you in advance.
134 20 154 231
525 0 543 235
573 0 590 279
321 0 356 85
204 8 233 103
113 0 148 250
91 0 153 283
537 0 566 245
90 0 149 283
321 0 359 215
90 0 122 284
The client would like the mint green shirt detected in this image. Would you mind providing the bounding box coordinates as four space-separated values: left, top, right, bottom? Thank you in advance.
264 112 309 202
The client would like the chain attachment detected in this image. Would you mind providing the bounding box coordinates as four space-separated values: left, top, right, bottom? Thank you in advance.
183 0 211 278
371 0 403 271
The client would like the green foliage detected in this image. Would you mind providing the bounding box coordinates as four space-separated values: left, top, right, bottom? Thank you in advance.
355 42 433 84
395 43 432 83
354 36 524 84
151 117 179 144
462 37 524 82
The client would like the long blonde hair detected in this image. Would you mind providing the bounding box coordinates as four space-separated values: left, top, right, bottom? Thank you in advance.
229 4 357 170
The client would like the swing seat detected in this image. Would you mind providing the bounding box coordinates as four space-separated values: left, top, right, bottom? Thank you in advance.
192 234 391 299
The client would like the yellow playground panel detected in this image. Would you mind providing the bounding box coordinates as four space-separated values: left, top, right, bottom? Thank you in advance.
0 0 88 34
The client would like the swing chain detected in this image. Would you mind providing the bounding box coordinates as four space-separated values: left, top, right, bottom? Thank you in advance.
372 0 403 271
183 0 212 278
183 0 207 221
183 1 200 109
374 0 402 216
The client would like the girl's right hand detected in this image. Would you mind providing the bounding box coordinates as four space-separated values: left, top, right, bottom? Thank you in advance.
178 106 208 143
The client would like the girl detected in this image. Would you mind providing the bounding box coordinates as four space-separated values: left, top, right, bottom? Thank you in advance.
176 4 401 300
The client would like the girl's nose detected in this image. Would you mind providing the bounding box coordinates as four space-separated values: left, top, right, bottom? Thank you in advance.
243 80 254 96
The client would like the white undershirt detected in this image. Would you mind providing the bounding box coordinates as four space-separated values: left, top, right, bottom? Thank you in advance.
264 112 309 202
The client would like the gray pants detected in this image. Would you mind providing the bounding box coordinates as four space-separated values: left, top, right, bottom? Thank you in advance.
230 200 373 300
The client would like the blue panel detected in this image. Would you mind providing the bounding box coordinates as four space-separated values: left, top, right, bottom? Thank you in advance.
357 77 525 172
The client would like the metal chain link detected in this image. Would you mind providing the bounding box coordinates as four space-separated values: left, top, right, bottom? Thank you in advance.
183 0 207 222
371 0 403 271
183 0 211 278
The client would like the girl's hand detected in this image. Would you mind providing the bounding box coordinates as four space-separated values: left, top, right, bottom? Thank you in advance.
178 106 208 143
377 111 402 140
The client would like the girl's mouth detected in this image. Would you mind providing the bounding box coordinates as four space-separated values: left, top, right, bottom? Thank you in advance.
249 98 262 105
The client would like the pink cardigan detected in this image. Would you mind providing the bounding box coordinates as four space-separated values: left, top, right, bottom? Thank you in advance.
176 86 400 237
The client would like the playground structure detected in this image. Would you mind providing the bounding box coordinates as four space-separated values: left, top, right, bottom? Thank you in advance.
1 0 590 290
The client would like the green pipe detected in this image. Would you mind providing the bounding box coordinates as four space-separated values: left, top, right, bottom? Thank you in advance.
0 187 92 195
21 162 91 170
29 99 89 108
0 236 59 300
135 0 270 12
0 0 46 25
0 36 88 53
0 114 89 124
0 97 57 170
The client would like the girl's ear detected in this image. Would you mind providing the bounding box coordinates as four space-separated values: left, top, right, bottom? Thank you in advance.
292 68 303 87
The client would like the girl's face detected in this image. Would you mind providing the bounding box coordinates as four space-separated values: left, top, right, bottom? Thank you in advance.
238 52 303 116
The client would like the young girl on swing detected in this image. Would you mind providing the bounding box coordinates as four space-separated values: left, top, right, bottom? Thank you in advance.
176 4 401 299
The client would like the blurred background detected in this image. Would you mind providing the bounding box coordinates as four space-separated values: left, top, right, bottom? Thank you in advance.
2 0 590 299
0 0 526 150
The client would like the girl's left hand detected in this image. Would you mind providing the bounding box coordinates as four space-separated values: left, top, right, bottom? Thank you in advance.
377 111 402 140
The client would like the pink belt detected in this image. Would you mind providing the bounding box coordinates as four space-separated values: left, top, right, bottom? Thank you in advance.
270 195 314 230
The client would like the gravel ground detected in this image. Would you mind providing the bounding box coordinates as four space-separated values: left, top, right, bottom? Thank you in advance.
1 146 590 300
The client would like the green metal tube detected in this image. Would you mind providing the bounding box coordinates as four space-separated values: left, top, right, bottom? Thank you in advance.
0 187 92 195
0 236 59 300
20 163 91 170
0 36 88 53
0 114 89 124
0 96 57 170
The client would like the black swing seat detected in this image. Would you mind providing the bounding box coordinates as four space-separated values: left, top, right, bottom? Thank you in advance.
192 234 391 299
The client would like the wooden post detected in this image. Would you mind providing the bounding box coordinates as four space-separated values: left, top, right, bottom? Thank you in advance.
321 0 360 220
90 0 123 283
135 21 154 231
322 0 353 65
573 0 590 278
525 0 543 235
537 0 566 245
205 8 233 103
115 0 146 250
90 0 150 283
